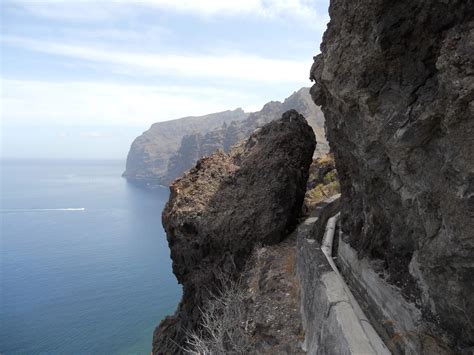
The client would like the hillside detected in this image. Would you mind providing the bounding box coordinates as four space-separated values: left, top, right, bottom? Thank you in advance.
124 88 328 185
122 108 248 182
154 110 315 353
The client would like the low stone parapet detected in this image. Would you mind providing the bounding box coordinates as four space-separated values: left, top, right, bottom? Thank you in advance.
296 195 390 354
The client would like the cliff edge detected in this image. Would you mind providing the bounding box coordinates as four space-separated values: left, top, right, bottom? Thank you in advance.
153 110 315 353
311 0 473 351
123 109 248 183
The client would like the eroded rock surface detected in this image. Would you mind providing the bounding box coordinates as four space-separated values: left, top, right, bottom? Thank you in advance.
311 0 473 351
162 88 328 184
240 234 305 354
123 109 248 183
153 110 315 354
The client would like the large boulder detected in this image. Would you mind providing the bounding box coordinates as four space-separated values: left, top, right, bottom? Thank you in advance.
311 0 473 351
153 110 316 353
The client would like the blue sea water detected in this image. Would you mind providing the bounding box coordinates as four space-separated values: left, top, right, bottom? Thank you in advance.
0 159 181 354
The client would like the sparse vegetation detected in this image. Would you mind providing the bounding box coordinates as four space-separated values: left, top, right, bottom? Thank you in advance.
184 278 253 354
323 169 338 185
304 154 340 211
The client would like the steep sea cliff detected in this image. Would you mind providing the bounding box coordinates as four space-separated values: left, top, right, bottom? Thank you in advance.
152 1 473 353
124 88 327 186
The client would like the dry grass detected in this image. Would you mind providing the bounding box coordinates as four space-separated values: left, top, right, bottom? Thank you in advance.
305 180 340 208
317 154 334 165
305 154 340 212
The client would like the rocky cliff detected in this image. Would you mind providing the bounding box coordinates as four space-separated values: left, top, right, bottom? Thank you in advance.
311 0 473 351
123 109 248 182
162 88 327 184
124 88 327 185
153 110 315 353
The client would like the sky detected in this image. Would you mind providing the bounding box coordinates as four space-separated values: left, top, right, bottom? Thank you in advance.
1 0 329 159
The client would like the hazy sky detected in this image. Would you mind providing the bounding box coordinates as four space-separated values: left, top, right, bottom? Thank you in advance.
1 0 329 159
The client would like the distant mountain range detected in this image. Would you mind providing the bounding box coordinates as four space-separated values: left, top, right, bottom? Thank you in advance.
123 87 328 185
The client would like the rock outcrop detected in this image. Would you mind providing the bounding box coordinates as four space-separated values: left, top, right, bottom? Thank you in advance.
124 88 327 186
153 110 315 353
311 0 473 351
123 108 248 182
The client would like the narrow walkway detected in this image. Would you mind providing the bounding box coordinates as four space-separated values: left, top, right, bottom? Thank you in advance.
297 194 391 354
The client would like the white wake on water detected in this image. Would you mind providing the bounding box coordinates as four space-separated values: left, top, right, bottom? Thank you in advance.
1 208 86 213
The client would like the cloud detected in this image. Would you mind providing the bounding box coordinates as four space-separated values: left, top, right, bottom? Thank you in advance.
1 79 276 126
3 0 130 22
129 0 326 20
60 26 172 44
79 131 104 138
56 131 107 139
3 36 311 83
4 0 329 28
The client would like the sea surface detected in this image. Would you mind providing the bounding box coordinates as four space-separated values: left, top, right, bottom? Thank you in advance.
0 159 181 354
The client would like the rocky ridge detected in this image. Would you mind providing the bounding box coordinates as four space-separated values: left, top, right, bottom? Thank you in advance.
311 0 473 351
123 108 248 182
153 110 315 353
124 88 327 186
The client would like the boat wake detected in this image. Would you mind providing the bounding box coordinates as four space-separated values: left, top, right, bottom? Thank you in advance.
1 208 86 213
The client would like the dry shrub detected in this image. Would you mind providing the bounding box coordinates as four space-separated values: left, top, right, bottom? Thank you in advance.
184 278 253 354
304 154 340 212
305 180 340 208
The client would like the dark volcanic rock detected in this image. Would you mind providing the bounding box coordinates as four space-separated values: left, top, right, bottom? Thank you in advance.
311 0 473 351
153 110 315 354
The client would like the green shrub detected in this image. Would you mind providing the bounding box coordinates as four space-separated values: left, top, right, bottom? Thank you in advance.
323 169 338 184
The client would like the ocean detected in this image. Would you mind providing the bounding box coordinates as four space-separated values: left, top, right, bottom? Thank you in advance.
0 159 181 354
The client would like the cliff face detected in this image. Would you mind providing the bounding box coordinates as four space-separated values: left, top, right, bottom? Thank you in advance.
162 88 327 184
124 88 327 185
153 110 315 353
123 109 248 181
311 0 473 349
